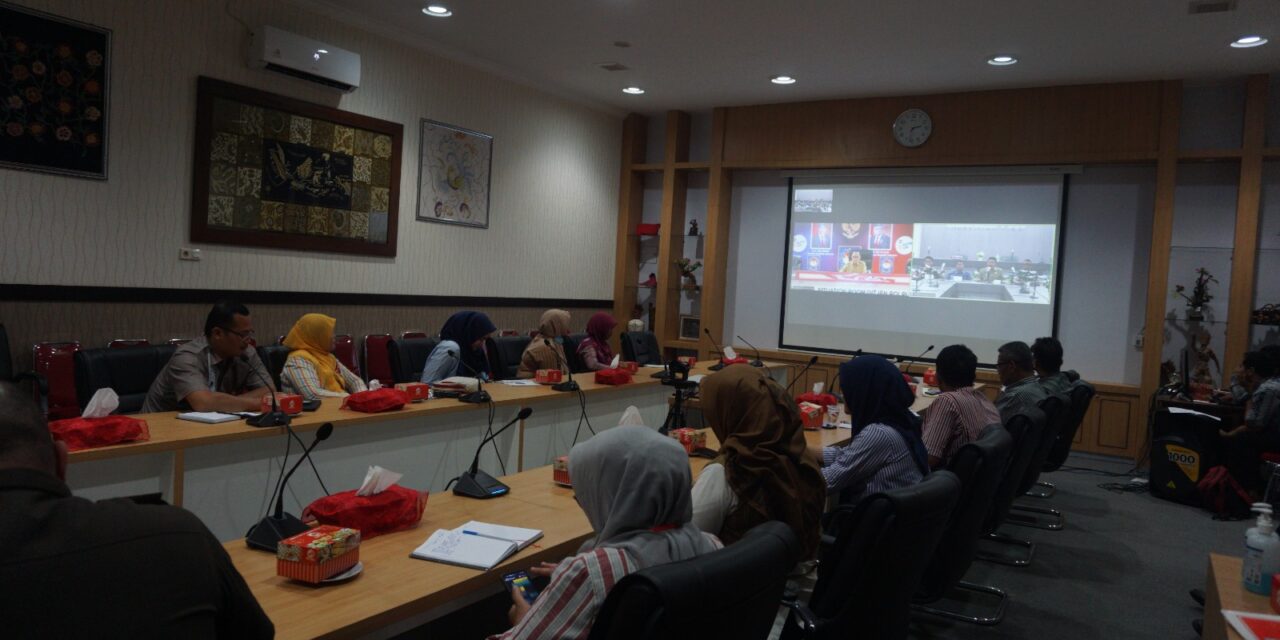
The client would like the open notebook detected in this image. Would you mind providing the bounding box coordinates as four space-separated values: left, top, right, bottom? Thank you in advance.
410 521 544 570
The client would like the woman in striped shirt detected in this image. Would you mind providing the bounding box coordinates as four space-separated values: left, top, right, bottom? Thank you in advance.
279 314 366 400
492 425 721 640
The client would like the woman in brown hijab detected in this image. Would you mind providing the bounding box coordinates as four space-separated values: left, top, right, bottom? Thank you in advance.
517 309 572 379
691 365 826 559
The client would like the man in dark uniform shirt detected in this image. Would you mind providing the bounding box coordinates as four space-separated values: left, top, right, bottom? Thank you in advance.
0 382 273 637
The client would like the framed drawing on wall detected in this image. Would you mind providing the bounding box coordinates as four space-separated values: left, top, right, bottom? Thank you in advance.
415 118 492 229
0 1 111 179
190 76 403 257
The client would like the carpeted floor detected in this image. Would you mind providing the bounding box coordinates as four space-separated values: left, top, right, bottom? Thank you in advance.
910 453 1245 640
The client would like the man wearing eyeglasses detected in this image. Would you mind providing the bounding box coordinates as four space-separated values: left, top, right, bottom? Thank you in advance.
141 301 275 414
993 340 1048 423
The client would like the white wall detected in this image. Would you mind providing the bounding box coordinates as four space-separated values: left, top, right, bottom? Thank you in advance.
723 167 1157 385
0 0 621 299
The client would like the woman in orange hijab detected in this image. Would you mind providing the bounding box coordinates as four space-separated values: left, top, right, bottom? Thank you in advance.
280 313 367 400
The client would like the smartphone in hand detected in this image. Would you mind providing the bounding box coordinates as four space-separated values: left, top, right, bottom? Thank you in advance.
503 571 540 605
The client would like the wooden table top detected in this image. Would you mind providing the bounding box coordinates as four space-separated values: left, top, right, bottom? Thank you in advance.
1204 553 1271 640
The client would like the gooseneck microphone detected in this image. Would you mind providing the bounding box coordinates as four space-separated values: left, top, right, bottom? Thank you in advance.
246 422 334 551
784 355 820 395
735 335 765 368
243 354 290 428
704 328 728 371
544 339 580 392
452 407 533 499
446 350 491 404
900 345 935 379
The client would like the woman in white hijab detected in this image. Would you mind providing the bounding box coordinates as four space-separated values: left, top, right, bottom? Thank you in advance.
491 425 720 640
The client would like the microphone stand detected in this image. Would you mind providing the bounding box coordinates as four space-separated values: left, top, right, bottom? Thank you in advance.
784 355 820 395
246 422 334 551
899 345 935 380
736 334 765 367
451 408 533 499
447 351 491 404
243 354 290 428
704 328 727 371
544 339 579 392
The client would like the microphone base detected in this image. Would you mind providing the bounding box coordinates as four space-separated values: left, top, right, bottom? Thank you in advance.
247 410 292 428
750 360 764 368
708 363 726 371
452 469 510 499
245 512 310 552
459 390 491 404
552 380 580 392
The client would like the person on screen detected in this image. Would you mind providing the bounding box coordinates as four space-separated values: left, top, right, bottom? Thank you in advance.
280 313 367 400
921 345 1001 469
420 311 498 383
994 341 1049 422
807 256 822 271
141 301 274 414
839 250 867 274
945 260 971 281
814 224 832 248
1032 337 1073 396
518 309 573 378
493 426 720 640
976 257 1005 283
919 256 937 274
0 383 274 638
871 225 891 249
810 356 929 505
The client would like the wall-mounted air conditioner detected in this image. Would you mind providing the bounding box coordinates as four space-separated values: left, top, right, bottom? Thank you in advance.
249 25 360 92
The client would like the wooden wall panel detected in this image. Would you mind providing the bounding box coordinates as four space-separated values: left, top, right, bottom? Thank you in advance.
721 82 1164 168
1096 399 1134 451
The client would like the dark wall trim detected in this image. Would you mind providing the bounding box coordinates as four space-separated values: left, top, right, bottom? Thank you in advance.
1 284 612 309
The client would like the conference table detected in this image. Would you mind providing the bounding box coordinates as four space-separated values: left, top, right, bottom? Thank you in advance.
225 386 945 639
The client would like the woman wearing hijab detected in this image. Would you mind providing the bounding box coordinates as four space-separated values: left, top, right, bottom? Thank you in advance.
577 312 618 371
280 313 367 400
517 309 572 379
692 366 825 559
492 425 720 640
815 355 929 504
419 311 498 383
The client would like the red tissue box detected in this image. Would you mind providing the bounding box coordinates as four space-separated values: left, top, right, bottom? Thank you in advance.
669 428 708 454
677 356 698 366
720 357 749 367
553 456 572 487
619 361 639 373
796 392 838 407
536 369 563 384
303 485 428 539
923 368 937 387
394 382 430 402
262 393 304 415
595 368 632 385
798 402 825 430
342 388 409 413
276 525 361 584
48 415 150 451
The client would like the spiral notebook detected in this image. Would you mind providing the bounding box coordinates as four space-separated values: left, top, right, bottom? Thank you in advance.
410 521 543 570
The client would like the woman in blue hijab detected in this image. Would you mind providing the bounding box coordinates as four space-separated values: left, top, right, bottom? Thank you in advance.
419 311 497 383
814 355 929 504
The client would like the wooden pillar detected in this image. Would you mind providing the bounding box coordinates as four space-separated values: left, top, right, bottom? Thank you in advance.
700 108 733 361
1138 81 1183 447
1224 75 1269 373
655 112 691 347
611 114 648 354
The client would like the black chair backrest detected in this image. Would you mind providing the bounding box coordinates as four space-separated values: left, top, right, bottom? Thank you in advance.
564 332 588 373
803 471 962 640
983 407 1047 533
73 345 177 415
620 331 661 366
1017 394 1071 494
916 424 1014 603
1044 381 1096 472
0 323 12 382
487 335 532 381
255 345 291 390
589 521 799 640
386 337 440 383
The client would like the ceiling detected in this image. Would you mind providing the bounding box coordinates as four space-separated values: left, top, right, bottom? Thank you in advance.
313 0 1280 114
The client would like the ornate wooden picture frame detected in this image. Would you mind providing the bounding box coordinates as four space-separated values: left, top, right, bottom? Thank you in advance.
190 76 402 257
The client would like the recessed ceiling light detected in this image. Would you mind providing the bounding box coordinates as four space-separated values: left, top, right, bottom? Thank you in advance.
1231 35 1268 48
622 87 645 95
423 5 452 17
770 75 796 85
987 55 1018 66
316 49 328 54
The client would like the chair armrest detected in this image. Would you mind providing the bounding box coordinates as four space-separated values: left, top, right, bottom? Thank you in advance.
784 600 818 636
13 371 47 396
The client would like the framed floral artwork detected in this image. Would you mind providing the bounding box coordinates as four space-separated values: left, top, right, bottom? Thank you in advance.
0 2 111 179
190 77 403 257
415 118 492 229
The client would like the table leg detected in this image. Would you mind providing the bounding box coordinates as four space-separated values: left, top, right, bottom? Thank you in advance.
172 449 185 507
518 416 526 472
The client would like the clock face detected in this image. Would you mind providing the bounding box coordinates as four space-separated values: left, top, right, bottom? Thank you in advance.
892 108 932 148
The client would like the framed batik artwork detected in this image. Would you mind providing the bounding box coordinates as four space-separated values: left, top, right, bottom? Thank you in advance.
190 76 402 257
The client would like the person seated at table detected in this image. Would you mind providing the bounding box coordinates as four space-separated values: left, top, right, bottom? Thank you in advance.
141 301 274 414
1219 350 1280 490
691 366 825 559
975 257 1005 283
493 425 720 640
577 312 618 371
838 250 867 274
1032 336 1072 396
994 340 1049 423
809 355 929 505
0 383 273 638
280 313 366 401
420 311 498 383
517 309 572 379
944 260 971 280
921 345 1001 469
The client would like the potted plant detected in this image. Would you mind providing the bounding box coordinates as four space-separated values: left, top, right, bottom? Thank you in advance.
676 257 702 290
1175 267 1217 322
